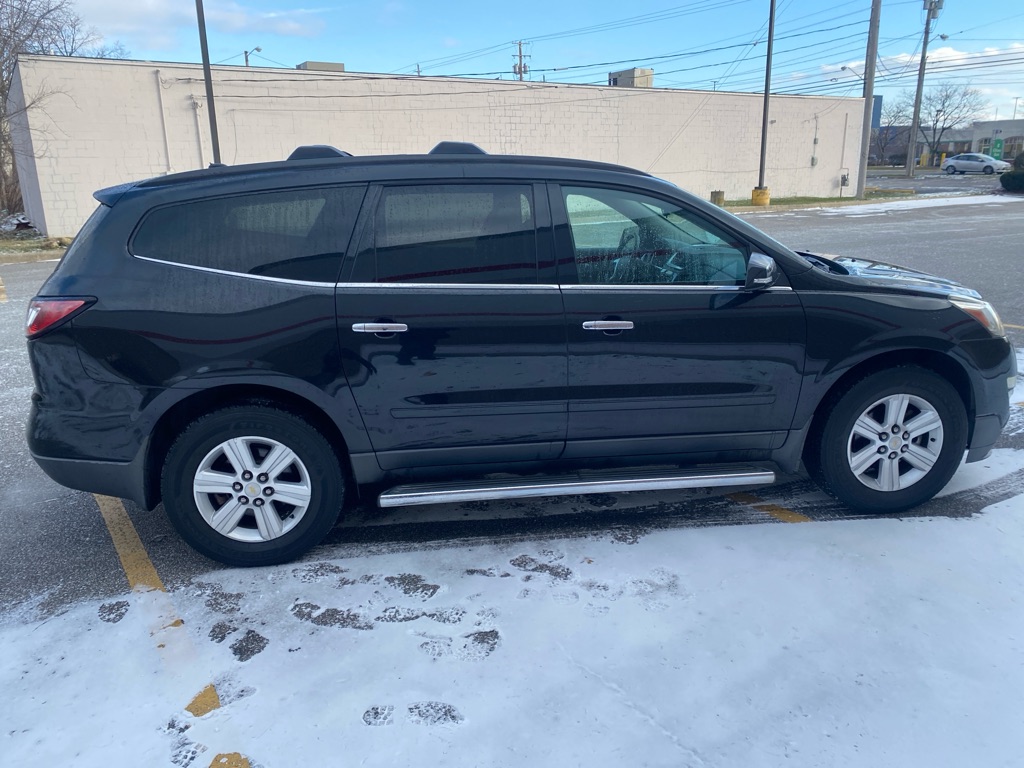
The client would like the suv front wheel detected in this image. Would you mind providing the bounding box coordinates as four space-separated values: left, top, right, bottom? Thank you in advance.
806 367 967 512
162 406 344 566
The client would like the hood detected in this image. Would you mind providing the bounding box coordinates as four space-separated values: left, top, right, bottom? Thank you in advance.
796 251 982 299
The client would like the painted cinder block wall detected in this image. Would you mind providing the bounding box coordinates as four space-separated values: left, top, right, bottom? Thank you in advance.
8 55 864 237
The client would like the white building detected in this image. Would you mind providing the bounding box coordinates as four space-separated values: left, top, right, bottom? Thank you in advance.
7 55 866 237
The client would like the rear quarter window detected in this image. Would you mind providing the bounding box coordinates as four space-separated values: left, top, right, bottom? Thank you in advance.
131 185 366 282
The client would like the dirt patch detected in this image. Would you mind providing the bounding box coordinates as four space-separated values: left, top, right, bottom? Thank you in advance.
375 606 466 625
464 629 500 658
192 582 244 614
98 600 130 623
293 562 348 583
384 574 440 600
291 601 374 630
362 705 395 726
208 621 237 643
229 629 269 662
510 554 573 581
407 701 464 726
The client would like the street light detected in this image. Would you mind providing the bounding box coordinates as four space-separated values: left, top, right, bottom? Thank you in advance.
244 46 262 67
841 65 865 82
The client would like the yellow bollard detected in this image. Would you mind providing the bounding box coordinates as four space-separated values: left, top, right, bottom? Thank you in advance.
710 190 726 207
751 187 771 206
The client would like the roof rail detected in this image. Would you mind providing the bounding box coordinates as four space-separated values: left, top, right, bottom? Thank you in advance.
287 145 353 161
429 141 487 155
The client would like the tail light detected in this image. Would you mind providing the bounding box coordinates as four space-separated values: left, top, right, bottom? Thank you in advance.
25 298 94 339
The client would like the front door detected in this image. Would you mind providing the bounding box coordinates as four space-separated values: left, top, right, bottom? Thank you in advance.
552 184 806 459
336 182 567 470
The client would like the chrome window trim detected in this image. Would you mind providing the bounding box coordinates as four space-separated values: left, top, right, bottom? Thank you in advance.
560 283 743 293
129 262 793 294
560 284 793 293
333 281 792 293
335 282 561 293
132 254 337 288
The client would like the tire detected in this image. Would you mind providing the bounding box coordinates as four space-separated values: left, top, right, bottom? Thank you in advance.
805 367 967 513
162 406 344 566
945 165 956 175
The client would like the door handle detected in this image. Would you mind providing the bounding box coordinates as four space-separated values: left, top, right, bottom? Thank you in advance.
352 323 409 333
582 320 634 331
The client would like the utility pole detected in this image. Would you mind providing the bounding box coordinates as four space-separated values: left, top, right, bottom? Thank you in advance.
905 0 943 178
1014 96 1020 120
195 0 221 165
856 0 882 198
513 41 530 81
753 0 777 205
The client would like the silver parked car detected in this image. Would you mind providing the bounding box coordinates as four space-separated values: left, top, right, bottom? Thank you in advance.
941 153 1011 175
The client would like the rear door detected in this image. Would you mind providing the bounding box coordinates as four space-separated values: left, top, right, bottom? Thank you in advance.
335 181 568 470
552 183 806 459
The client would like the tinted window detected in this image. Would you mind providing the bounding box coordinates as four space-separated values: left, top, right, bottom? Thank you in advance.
374 184 536 283
132 185 366 282
562 186 748 286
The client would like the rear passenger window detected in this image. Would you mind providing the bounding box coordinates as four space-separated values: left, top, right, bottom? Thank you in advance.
374 184 536 283
131 185 366 282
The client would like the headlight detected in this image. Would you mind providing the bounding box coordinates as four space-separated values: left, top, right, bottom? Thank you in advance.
950 297 1005 337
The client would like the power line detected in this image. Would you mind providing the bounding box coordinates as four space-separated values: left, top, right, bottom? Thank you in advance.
441 21 869 82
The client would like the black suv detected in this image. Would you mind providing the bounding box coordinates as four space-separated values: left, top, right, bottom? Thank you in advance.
26 143 1015 566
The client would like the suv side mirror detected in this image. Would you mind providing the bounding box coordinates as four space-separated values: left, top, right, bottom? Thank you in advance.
744 253 777 290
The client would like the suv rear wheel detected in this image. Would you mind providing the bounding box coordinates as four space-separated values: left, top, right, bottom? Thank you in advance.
162 406 344 566
806 367 967 512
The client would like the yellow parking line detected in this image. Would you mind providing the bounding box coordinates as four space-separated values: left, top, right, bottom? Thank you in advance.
727 491 813 523
0 276 7 303
94 494 165 592
1004 323 1024 330
93 495 250 767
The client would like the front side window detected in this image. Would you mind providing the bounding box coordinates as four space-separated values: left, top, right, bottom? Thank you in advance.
374 184 536 283
132 185 365 282
562 186 748 286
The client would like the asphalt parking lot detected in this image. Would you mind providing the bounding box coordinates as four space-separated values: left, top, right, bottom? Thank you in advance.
865 166 1008 196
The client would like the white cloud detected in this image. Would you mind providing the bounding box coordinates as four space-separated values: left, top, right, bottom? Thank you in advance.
75 0 330 52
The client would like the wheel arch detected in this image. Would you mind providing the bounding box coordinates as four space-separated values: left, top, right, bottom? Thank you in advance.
143 383 363 509
801 348 974 465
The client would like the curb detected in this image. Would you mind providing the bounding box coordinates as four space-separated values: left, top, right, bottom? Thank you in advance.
0 250 63 265
724 190 996 214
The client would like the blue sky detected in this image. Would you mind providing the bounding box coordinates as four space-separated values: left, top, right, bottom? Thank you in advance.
75 0 1024 118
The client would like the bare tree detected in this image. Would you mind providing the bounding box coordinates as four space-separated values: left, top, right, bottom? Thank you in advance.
916 82 988 157
45 11 129 58
1 0 128 213
873 96 911 165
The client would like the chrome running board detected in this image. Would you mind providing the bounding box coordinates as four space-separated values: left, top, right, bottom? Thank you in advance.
378 466 775 508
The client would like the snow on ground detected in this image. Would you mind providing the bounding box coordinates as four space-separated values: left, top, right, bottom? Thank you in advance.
748 193 1024 218
5 469 1024 765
